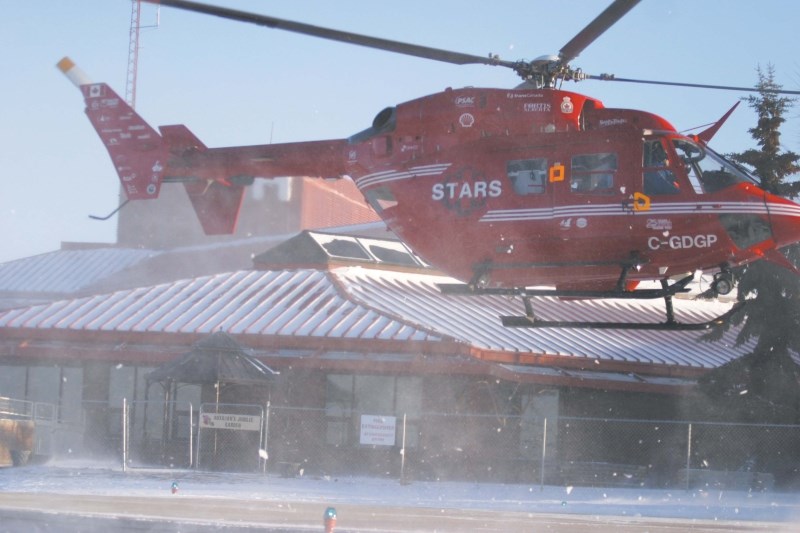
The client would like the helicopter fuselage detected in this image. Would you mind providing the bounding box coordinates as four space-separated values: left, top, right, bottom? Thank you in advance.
64 67 800 292
343 86 799 289
57 0 800 328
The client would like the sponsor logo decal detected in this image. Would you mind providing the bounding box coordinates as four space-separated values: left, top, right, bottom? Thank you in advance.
432 166 501 216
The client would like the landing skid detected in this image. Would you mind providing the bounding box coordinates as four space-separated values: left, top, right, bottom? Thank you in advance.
438 274 695 299
438 275 743 331
499 303 743 331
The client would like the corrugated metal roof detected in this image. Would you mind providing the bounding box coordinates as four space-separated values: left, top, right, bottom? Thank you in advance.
0 269 443 342
0 266 750 371
0 248 160 295
334 268 751 369
0 224 395 300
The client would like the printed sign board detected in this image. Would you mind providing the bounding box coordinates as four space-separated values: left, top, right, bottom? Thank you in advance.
359 414 396 446
200 412 261 432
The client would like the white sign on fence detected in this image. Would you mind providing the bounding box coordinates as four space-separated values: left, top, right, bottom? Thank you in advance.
359 415 396 446
200 412 261 432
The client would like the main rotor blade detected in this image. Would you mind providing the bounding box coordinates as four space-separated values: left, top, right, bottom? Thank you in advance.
558 0 640 65
588 74 800 95
145 0 517 69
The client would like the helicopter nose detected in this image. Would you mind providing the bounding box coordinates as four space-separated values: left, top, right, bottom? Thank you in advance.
767 194 800 249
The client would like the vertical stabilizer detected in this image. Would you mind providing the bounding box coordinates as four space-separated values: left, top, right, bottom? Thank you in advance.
58 57 166 201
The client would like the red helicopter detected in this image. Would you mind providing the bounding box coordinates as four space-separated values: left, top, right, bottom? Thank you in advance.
59 0 800 330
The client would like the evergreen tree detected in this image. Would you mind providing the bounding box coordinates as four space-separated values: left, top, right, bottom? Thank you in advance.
700 66 800 423
729 64 800 196
729 66 800 352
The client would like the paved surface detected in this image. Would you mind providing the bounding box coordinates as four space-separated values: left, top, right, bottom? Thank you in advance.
0 492 788 532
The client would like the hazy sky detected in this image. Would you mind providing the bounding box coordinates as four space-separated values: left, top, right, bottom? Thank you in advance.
1 0 798 263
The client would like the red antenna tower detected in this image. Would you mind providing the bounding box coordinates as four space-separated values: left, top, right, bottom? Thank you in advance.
124 1 158 109
125 0 141 109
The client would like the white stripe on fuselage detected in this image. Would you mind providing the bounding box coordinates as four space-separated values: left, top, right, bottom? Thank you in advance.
355 164 452 189
352 165 800 223
479 201 800 222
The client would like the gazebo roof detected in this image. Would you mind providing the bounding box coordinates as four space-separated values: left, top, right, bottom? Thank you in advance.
147 331 278 385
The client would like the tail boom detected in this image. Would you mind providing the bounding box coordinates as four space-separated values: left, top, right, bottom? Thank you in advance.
165 139 350 235
162 140 350 184
60 57 351 235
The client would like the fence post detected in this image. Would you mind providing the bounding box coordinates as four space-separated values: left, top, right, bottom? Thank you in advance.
196 404 203 470
400 413 407 484
540 417 547 491
685 422 692 491
262 401 270 475
188 402 194 468
122 397 128 473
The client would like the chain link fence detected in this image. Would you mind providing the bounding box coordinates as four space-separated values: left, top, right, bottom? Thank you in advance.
259 407 800 490
6 397 800 490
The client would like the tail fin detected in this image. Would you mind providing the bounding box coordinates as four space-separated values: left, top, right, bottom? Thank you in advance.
59 57 247 234
58 57 166 201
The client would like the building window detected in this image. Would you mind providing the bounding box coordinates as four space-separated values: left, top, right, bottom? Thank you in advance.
354 375 394 414
59 367 83 424
519 390 559 459
325 374 421 447
326 374 354 446
27 366 60 407
0 365 83 423
109 365 137 408
0 366 26 400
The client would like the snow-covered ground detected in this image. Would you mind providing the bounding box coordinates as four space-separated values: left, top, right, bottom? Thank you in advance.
1 459 800 528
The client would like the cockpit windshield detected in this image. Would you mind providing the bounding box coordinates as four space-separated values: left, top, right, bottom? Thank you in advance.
671 138 760 194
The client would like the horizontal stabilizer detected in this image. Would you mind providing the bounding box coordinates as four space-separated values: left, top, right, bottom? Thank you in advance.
160 124 208 152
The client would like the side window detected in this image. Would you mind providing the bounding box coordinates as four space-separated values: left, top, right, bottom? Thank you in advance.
643 139 680 195
672 139 755 194
507 158 547 195
571 153 617 194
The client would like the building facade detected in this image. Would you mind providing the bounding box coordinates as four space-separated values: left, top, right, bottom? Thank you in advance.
1 232 769 485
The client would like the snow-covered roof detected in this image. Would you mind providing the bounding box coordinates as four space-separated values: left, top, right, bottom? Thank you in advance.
337 268 749 369
0 269 443 342
0 225 400 307
0 267 751 372
0 248 160 295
